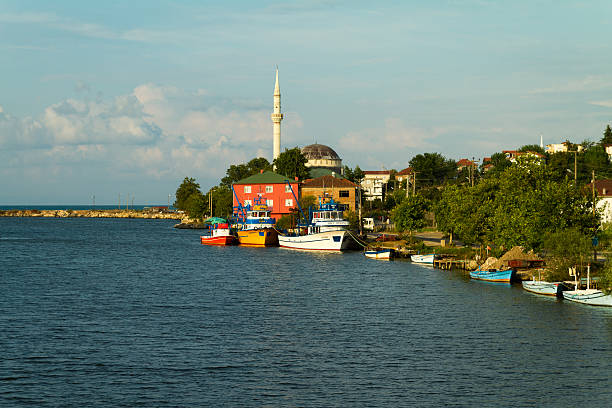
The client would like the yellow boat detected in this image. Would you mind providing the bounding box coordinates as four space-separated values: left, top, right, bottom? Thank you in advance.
236 198 279 247
237 228 278 246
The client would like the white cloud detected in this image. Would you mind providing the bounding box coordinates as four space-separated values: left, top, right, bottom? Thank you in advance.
528 76 612 95
339 118 435 153
0 84 296 183
589 100 612 108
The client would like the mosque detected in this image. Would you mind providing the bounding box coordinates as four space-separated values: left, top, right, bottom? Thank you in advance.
271 69 343 178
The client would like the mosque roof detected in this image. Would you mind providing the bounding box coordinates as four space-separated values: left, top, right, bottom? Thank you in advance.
301 144 341 160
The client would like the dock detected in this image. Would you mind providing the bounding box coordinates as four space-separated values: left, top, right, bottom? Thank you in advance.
433 257 473 270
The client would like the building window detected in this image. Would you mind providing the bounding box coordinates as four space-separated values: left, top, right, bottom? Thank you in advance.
285 199 293 207
285 184 292 193
266 199 273 208
339 190 349 198
244 199 252 207
244 186 251 193
265 185 273 193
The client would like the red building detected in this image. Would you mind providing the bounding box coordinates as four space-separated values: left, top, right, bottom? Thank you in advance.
232 171 300 219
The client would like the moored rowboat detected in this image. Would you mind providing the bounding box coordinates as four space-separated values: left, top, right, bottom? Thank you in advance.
411 254 435 264
365 248 393 260
522 280 566 297
470 269 513 283
562 289 612 306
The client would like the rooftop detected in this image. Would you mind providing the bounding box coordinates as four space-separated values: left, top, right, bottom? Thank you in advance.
302 174 358 189
234 171 297 185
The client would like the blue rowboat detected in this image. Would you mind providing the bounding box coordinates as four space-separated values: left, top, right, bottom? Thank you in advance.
470 269 513 283
365 248 393 260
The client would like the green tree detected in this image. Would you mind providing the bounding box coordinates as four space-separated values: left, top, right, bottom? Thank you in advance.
434 162 598 251
183 192 207 219
518 144 545 155
598 261 612 294
273 147 310 180
483 152 511 176
204 185 233 218
601 124 612 145
392 194 428 236
543 228 593 281
175 177 202 211
409 153 457 186
221 157 271 187
352 165 365 183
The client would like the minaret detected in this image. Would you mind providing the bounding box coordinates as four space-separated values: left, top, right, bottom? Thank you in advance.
271 67 283 162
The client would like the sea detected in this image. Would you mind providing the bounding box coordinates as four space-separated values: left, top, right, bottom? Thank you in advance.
1 217 611 407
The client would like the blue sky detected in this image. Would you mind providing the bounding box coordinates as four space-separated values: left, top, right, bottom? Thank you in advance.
2 0 612 204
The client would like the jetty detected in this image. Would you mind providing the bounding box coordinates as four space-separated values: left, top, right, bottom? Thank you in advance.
0 209 183 220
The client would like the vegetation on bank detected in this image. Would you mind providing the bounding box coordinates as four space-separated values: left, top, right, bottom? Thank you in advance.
174 124 612 287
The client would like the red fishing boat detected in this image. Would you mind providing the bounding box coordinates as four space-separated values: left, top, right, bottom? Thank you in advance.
200 222 235 246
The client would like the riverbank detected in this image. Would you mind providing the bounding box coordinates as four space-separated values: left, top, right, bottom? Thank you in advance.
0 209 184 220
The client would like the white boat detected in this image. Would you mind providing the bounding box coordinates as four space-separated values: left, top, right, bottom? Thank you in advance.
278 197 353 251
562 289 612 306
365 248 393 260
411 253 435 264
561 265 612 306
522 280 565 297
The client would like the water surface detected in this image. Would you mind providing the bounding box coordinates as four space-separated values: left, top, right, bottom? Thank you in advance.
1 218 611 406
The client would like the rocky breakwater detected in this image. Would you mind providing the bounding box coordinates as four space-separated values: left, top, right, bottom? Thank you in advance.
0 209 184 220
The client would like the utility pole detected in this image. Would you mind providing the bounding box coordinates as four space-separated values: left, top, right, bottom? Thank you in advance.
471 157 476 187
593 170 597 262
358 178 362 235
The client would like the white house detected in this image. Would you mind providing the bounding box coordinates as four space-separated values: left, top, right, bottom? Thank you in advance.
361 170 391 201
591 180 612 224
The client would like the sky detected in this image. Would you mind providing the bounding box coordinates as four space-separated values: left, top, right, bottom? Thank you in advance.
2 0 612 205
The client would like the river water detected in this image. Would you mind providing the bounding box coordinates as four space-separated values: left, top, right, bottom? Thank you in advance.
1 217 611 407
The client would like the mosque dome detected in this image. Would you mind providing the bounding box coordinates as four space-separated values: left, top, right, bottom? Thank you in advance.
301 144 343 174
301 144 341 161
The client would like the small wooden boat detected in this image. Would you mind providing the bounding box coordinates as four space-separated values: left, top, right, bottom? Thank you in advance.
522 280 566 297
411 254 435 264
470 269 513 283
365 248 393 260
200 222 235 246
562 289 612 306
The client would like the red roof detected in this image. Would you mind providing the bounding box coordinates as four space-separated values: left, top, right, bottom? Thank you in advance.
364 170 392 175
457 159 474 166
302 175 358 189
589 180 612 197
396 167 413 175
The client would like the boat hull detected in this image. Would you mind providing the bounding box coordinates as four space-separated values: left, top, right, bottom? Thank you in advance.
278 230 351 251
470 269 513 283
200 235 235 246
562 289 612 306
237 228 278 247
411 254 435 264
522 281 563 297
365 249 393 259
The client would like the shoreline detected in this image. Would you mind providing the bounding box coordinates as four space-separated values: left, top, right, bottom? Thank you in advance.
0 209 184 220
